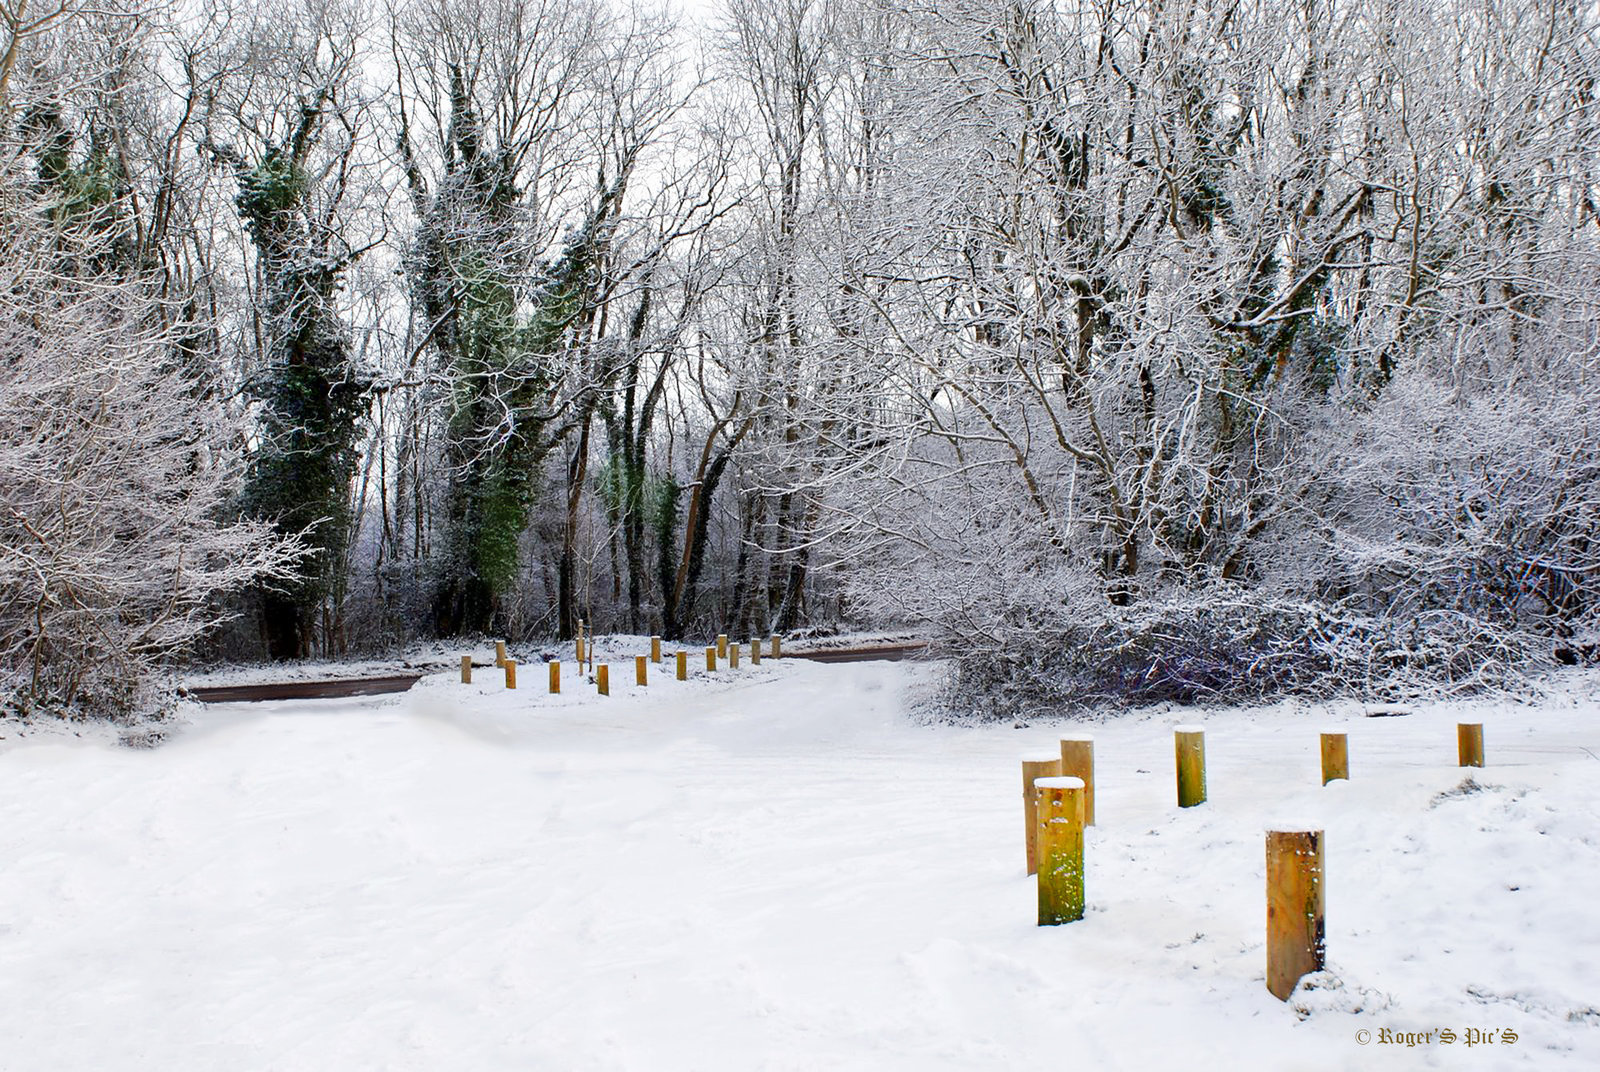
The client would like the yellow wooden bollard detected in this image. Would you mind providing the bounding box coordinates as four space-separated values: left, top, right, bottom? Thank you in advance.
1035 776 1087 925
705 646 717 671
750 639 761 665
1021 754 1063 875
504 659 517 689
636 655 648 686
576 621 585 665
495 640 507 668
597 664 609 696
1458 723 1484 768
1175 726 1206 807
730 642 740 668
772 635 782 658
651 636 661 663
1320 732 1349 784
460 655 472 684
676 651 687 680
1266 829 1325 1000
549 661 560 694
717 634 728 658
1058 734 1095 826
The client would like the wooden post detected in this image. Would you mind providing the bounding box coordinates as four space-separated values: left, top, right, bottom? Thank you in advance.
750 639 761 665
549 661 560 694
1035 776 1087 925
636 655 648 686
651 636 662 663
597 664 609 696
1458 723 1484 768
460 655 472 684
771 635 781 659
717 634 728 658
1175 726 1206 807
1021 754 1063 875
504 659 517 690
1058 734 1095 826
1320 732 1349 784
705 646 718 671
730 642 740 668
676 651 687 680
494 640 506 668
1266 829 1325 1001
576 621 585 665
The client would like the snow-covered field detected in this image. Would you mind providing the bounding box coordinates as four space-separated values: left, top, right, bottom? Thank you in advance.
3 653 1598 1070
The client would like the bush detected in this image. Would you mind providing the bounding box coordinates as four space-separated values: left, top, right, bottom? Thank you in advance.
0 205 301 719
938 593 1554 720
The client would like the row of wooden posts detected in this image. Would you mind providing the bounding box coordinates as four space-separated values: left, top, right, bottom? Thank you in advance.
458 627 785 694
1023 721 1489 1002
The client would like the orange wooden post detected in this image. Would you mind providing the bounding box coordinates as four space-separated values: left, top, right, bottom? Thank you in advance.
597 664 609 696
1058 734 1095 825
504 659 517 689
548 661 560 694
494 640 506 668
1320 732 1348 784
650 636 662 663
705 646 717 671
770 635 781 659
1458 723 1484 767
730 642 741 668
717 634 728 658
750 638 761 665
460 655 472 684
1021 753 1063 875
1175 726 1206 807
676 651 687 680
1035 776 1087 925
1266 829 1325 1000
636 655 648 686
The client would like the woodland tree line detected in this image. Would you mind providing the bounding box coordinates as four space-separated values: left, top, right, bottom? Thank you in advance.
2 0 1597 719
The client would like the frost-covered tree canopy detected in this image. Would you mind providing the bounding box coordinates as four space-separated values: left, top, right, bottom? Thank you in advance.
1 0 1597 717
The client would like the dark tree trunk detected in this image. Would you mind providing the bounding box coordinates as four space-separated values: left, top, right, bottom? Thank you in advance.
261 593 309 660
558 418 593 641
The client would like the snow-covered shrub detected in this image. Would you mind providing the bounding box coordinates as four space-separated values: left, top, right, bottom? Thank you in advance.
0 204 302 719
929 589 1552 721
1289 374 1600 652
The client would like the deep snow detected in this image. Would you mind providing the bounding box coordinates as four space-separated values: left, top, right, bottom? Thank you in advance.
2 653 1598 1070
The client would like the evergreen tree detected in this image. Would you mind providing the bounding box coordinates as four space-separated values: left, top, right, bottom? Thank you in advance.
209 94 372 659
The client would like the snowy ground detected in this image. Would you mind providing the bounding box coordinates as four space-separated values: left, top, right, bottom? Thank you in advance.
2 652 1598 1070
